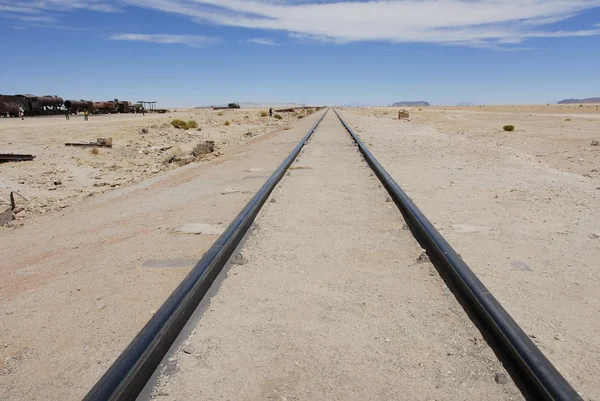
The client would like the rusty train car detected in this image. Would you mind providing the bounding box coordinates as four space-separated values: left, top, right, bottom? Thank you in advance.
64 100 93 114
0 95 21 117
1 94 141 117
17 95 64 116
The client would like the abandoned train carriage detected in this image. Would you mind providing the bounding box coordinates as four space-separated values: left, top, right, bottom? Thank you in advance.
0 95 21 117
16 95 64 116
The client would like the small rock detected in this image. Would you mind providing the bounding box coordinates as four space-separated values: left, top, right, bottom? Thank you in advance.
53 180 62 186
385 197 392 202
591 233 600 239
182 346 194 355
221 188 240 195
554 333 564 341
417 250 429 263
47 187 57 191
402 224 409 231
232 253 248 265
270 198 277 203
141 128 148 134
384 338 391 343
494 372 508 384
591 140 600 146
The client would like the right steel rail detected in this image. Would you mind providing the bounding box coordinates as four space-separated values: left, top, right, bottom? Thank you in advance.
333 109 582 401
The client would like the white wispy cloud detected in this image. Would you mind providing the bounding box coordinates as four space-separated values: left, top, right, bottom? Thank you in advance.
109 33 221 47
246 38 279 45
124 0 600 46
3 0 600 47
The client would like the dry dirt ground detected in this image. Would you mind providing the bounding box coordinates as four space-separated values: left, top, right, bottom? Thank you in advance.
151 111 522 401
0 108 314 225
0 110 321 400
1 105 598 400
340 105 600 399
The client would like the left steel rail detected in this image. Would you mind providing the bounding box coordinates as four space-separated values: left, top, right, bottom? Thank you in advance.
83 109 328 401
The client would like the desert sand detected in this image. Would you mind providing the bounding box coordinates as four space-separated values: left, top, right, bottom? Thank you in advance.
1 104 598 400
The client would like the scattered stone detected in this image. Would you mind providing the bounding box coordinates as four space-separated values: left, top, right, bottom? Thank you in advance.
494 372 508 385
270 198 277 203
53 180 62 186
232 253 248 265
402 224 409 231
385 197 392 202
141 128 148 134
47 187 57 191
93 182 108 187
554 333 564 341
591 233 600 239
182 346 194 355
417 250 429 263
591 140 600 146
222 188 240 195
397 109 410 120
384 338 391 343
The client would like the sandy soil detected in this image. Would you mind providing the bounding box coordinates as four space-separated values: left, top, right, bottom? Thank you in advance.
151 111 521 400
339 105 600 399
0 112 322 401
0 108 315 225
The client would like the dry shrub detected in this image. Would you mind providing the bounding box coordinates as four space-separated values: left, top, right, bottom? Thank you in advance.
260 111 268 117
90 147 100 155
216 112 224 116
503 125 515 132
192 141 215 157
187 120 198 129
224 121 230 126
274 114 283 120
171 119 187 129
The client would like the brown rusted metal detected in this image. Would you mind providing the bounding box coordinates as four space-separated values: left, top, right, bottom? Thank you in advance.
65 100 93 114
16 94 64 116
0 95 22 117
274 108 296 113
65 138 112 148
0 154 36 163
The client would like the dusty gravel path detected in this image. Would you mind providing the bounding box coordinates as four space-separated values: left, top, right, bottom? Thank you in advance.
151 112 522 400
0 114 322 401
338 108 600 399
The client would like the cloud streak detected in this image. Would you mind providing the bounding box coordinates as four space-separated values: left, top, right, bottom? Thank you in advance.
4 0 600 47
125 0 600 46
246 38 279 45
109 33 221 47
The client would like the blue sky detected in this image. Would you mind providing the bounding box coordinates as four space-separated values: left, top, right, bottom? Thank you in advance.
1 0 600 107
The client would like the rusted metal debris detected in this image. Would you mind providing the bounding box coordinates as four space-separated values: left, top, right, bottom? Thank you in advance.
0 207 12 226
65 138 113 148
0 153 35 163
0 192 26 227
274 108 296 113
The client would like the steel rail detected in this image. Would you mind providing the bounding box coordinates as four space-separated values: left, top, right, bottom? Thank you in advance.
332 108 582 401
83 109 328 401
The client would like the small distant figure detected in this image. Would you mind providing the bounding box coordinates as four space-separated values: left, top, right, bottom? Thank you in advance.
19 107 24 120
84 110 89 121
65 110 70 120
142 106 145 116
269 108 273 117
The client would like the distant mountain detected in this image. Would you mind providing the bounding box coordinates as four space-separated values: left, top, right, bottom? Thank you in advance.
457 102 475 106
392 101 430 107
557 97 600 104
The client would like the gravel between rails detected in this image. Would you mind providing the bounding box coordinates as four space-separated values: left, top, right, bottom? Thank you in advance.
150 112 523 400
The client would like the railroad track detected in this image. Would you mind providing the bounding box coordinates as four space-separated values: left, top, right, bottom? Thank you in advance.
84 109 582 401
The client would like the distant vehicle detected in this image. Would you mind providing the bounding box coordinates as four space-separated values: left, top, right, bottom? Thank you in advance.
228 102 241 109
